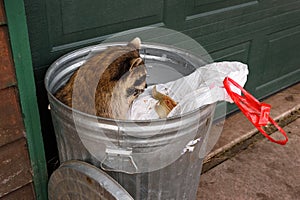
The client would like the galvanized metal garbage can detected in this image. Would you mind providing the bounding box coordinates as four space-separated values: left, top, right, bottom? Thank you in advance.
46 42 216 200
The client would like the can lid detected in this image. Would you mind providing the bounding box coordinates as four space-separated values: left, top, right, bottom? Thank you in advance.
48 160 133 200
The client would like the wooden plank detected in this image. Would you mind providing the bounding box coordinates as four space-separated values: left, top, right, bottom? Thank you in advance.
0 27 16 90
0 87 24 129
0 87 25 147
4 0 48 199
0 0 5 25
0 139 33 198
0 183 35 200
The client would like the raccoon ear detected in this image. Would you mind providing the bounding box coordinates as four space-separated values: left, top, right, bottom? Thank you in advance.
129 57 143 71
127 37 141 49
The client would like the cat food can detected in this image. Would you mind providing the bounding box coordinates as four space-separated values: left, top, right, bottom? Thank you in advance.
45 42 216 200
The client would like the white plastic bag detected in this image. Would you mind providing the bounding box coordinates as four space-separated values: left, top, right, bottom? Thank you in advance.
128 61 248 120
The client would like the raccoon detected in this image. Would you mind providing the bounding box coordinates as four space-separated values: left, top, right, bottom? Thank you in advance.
55 38 147 119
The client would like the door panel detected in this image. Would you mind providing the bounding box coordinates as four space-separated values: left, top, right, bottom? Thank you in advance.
47 0 164 50
256 25 300 96
264 25 300 80
210 41 251 63
186 0 257 19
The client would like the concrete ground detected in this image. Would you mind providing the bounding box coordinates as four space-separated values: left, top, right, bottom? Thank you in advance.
197 82 300 200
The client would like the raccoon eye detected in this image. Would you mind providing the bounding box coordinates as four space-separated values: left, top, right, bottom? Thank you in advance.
126 87 135 97
134 75 147 86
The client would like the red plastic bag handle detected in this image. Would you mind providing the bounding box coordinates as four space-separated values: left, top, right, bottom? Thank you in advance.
223 77 288 145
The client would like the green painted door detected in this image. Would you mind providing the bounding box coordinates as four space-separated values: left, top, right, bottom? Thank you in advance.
24 0 300 173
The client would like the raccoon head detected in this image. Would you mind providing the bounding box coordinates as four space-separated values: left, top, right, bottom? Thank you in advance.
112 38 147 103
106 37 147 118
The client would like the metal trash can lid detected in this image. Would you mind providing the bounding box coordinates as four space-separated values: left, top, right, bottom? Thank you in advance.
48 160 133 200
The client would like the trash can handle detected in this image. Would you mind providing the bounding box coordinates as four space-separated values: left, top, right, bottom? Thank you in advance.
223 77 288 145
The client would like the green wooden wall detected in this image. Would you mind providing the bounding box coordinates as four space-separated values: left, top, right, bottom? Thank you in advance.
24 0 300 174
